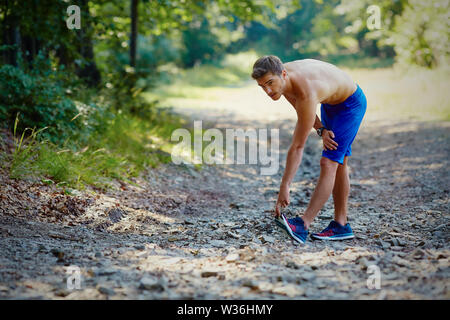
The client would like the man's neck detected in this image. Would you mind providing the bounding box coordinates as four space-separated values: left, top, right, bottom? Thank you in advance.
282 74 296 100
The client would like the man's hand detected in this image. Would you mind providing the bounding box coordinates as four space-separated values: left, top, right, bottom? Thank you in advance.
274 185 290 217
322 129 338 151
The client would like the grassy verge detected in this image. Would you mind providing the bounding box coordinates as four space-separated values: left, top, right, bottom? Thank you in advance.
2 109 187 191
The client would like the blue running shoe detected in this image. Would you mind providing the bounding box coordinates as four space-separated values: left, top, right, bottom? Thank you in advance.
275 214 308 244
274 215 287 230
311 220 355 240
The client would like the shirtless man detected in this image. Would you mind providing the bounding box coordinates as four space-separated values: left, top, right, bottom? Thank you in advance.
251 55 367 243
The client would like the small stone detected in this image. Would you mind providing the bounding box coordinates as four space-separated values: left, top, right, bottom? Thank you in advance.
229 203 241 210
392 256 409 267
225 253 239 262
263 189 278 198
134 245 145 251
210 240 227 248
201 271 218 278
98 287 115 296
412 248 426 259
226 231 240 239
38 244 48 252
0 285 9 292
300 271 316 282
434 231 444 239
107 208 127 223
139 277 165 291
437 253 447 260
54 289 70 297
272 284 301 297
357 257 370 270
378 240 391 250
242 279 259 290
259 235 275 244
50 248 64 258
390 238 400 247
434 224 447 231
286 261 299 269
95 268 117 276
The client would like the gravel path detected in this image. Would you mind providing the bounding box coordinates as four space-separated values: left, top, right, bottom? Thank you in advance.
0 105 449 300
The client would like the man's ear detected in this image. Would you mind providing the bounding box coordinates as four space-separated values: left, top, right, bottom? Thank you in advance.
281 69 287 79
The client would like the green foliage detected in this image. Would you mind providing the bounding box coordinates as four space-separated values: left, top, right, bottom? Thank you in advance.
7 107 185 189
392 0 449 68
180 18 225 68
0 57 82 144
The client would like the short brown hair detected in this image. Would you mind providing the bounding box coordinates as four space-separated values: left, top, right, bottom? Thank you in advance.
251 55 284 79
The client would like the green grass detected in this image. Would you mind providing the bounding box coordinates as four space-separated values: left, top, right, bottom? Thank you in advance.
5 109 187 190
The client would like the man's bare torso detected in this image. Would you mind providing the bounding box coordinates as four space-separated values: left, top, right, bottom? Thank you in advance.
283 59 357 106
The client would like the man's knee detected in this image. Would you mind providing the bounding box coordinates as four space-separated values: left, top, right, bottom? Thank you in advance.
320 156 339 171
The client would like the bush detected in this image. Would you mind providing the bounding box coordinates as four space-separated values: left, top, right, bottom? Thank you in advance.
0 61 83 144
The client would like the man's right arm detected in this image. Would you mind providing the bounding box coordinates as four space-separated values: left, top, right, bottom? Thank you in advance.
275 98 317 217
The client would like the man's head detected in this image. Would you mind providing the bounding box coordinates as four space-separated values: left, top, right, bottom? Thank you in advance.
251 55 287 101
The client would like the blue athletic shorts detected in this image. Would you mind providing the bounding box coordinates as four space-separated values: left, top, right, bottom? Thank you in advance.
320 84 367 165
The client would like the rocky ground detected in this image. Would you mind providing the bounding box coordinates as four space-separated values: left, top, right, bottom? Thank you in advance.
0 107 449 300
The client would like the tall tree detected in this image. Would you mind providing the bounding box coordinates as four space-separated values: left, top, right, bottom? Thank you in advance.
1 0 19 66
130 0 138 67
75 0 101 86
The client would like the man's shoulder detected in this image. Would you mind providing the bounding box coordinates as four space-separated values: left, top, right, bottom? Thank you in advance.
284 58 328 66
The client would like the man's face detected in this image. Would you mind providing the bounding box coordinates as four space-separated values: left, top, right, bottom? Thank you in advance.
256 71 285 101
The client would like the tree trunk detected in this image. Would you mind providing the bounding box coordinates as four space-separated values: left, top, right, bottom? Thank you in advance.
2 0 18 66
130 0 138 67
21 35 40 65
75 0 101 86
76 31 101 86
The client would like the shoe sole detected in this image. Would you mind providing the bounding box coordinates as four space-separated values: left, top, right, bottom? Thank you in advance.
274 217 289 235
275 214 306 244
310 234 355 241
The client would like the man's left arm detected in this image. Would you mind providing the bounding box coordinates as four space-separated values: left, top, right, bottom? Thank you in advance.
280 99 317 188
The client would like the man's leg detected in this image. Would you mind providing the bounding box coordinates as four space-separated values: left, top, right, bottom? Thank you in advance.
301 157 339 229
332 156 349 226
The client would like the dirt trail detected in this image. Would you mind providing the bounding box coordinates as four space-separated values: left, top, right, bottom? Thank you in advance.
0 101 449 299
